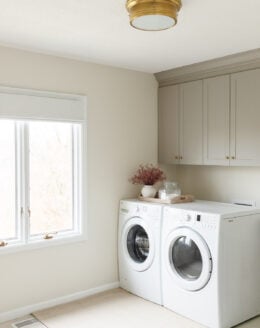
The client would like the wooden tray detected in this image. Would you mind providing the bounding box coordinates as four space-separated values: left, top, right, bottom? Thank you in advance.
138 194 194 204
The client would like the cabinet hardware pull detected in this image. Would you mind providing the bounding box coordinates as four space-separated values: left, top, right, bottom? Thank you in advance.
232 156 235 160
226 156 229 159
0 241 8 247
180 156 183 160
175 156 179 160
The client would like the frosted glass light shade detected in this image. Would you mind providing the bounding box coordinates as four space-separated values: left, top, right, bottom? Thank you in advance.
131 14 176 31
126 0 182 31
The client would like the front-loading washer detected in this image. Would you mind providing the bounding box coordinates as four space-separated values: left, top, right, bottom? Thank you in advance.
118 199 163 305
161 200 260 328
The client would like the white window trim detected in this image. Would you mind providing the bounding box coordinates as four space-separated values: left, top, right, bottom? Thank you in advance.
0 87 87 255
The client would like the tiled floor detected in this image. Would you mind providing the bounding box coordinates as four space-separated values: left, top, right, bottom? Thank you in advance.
1 289 260 328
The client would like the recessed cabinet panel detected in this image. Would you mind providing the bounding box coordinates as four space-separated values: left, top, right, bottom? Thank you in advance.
158 85 179 164
179 81 203 165
203 76 230 165
158 68 260 167
230 69 260 166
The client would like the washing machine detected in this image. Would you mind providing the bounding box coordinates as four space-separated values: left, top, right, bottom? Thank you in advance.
118 199 163 305
161 200 260 328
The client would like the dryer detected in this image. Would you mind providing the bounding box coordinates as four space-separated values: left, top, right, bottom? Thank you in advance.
118 199 163 305
161 200 260 328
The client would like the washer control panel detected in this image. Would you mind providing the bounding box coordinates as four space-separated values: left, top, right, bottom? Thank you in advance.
165 208 218 230
120 201 161 219
183 212 217 229
196 214 217 230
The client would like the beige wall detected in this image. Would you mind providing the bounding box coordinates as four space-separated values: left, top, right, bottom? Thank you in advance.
0 46 158 313
159 164 177 182
176 165 260 206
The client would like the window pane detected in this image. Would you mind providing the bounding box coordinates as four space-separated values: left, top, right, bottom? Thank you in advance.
0 120 16 240
29 121 73 236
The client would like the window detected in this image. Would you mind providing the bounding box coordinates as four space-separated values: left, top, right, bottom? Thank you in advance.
0 119 83 251
0 120 16 242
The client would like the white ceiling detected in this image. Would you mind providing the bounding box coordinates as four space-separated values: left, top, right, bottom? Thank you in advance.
0 0 259 73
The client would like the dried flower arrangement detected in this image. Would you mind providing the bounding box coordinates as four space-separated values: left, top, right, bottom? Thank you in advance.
129 164 166 186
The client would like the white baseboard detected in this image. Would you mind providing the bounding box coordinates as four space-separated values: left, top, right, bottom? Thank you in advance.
0 281 119 324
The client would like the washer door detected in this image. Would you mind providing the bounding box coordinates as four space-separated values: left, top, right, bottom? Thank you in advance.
165 227 212 291
122 217 155 272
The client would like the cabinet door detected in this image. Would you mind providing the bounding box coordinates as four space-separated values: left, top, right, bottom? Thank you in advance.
203 75 230 165
179 80 203 165
158 85 179 164
231 69 260 166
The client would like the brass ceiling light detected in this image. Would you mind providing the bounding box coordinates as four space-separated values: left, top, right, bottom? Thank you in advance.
126 0 182 31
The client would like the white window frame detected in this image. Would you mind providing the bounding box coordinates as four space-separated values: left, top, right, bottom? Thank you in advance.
0 87 87 255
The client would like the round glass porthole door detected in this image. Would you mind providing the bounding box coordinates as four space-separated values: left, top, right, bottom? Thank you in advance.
165 227 212 291
172 236 202 281
127 225 149 263
122 217 155 272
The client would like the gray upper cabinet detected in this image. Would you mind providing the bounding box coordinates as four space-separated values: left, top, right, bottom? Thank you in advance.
203 75 230 165
158 81 203 165
158 68 260 167
179 80 203 165
158 85 179 164
230 69 260 166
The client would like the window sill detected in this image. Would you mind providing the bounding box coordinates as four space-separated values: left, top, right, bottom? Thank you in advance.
0 233 87 256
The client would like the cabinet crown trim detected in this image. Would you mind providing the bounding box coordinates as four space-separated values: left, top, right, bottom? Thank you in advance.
155 48 260 87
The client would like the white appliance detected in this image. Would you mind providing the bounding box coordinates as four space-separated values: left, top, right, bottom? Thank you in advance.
118 199 163 305
161 200 260 328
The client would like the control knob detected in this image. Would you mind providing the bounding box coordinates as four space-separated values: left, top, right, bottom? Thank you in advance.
186 214 192 222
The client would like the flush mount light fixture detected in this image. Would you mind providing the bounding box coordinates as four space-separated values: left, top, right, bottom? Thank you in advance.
126 0 182 31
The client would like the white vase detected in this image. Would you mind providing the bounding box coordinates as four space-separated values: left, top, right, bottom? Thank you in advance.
141 185 157 198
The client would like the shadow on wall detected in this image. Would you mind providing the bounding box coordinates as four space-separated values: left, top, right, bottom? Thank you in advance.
159 164 177 182
175 165 260 206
